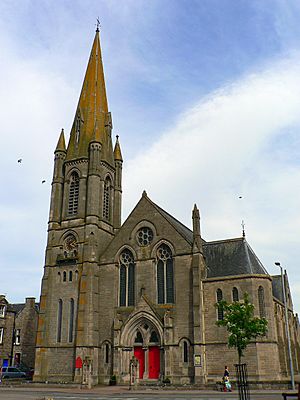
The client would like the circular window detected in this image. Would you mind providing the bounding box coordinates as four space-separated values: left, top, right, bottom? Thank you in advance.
136 227 154 246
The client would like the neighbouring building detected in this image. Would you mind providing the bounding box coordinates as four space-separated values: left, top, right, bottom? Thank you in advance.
0 295 39 368
33 29 300 386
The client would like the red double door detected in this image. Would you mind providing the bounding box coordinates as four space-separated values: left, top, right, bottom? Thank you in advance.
134 346 160 379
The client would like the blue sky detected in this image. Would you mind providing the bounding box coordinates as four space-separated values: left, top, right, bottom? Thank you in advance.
0 0 300 313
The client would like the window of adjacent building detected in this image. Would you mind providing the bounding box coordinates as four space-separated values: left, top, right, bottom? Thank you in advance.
68 172 80 215
0 305 6 318
119 249 135 307
258 286 266 318
68 298 74 343
0 327 3 344
103 176 111 220
57 299 63 343
157 244 174 304
232 287 239 302
15 329 21 345
216 289 224 320
183 341 188 363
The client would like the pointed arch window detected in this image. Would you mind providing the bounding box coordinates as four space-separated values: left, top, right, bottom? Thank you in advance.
232 287 239 302
134 331 143 344
68 172 80 215
119 249 135 307
149 330 159 344
105 343 110 364
183 341 189 363
157 244 174 304
68 298 74 342
103 176 111 221
258 286 266 318
216 289 224 321
57 299 63 343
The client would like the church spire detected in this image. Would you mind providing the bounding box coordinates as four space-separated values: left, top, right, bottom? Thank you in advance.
55 128 66 153
114 135 123 161
66 29 109 160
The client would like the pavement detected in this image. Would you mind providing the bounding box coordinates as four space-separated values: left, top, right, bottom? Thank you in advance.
0 383 292 398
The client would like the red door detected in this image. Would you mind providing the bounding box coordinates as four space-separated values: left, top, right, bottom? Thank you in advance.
148 346 160 379
134 346 145 379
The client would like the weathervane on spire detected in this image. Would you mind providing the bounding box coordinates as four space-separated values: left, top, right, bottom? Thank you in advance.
96 17 101 32
241 220 246 238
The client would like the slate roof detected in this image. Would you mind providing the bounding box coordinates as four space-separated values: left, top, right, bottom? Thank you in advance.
203 237 268 278
149 199 194 245
147 196 269 279
7 302 39 314
272 275 284 303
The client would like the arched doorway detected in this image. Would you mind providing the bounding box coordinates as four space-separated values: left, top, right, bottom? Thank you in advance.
131 323 161 380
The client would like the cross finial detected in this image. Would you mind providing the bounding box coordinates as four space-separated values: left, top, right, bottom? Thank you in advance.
241 220 245 238
96 17 101 32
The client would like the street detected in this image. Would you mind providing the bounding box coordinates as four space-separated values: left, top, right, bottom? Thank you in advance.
0 387 287 400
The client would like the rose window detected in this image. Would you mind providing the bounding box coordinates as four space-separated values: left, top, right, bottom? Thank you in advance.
136 227 154 246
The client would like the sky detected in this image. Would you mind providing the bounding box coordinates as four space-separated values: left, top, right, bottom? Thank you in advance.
0 0 300 313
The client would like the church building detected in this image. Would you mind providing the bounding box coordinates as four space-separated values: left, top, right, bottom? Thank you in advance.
34 29 300 386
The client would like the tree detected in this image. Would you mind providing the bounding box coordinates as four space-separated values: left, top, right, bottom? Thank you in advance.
216 293 268 364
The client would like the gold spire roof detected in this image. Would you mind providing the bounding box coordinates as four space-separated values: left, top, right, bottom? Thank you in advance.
66 30 109 160
114 135 123 161
55 128 66 152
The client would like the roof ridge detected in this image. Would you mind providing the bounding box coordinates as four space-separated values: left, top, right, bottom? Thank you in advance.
245 240 268 275
204 237 244 245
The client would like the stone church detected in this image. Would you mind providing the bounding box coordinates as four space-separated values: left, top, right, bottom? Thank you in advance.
34 29 300 386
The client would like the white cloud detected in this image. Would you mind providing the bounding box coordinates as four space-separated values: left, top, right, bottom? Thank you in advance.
124 54 300 312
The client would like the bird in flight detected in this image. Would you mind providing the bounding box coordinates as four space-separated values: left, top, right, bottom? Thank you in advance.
42 180 46 184
17 159 22 163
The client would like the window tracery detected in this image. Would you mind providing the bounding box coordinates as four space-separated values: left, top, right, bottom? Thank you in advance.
136 227 153 246
157 244 174 304
119 249 135 307
68 172 80 215
103 177 111 220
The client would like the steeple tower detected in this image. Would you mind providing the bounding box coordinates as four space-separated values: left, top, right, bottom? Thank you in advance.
66 29 112 164
35 30 122 383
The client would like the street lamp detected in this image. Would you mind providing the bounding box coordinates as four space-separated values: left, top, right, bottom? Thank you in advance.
275 262 295 390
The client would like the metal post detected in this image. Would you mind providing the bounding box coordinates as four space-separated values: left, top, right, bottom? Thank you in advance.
275 262 295 390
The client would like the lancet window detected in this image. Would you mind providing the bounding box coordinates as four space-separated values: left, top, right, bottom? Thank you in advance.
119 249 135 307
57 299 63 342
103 176 111 220
69 298 74 342
216 289 224 321
258 286 266 318
232 287 239 302
183 341 188 363
157 244 174 304
68 172 80 215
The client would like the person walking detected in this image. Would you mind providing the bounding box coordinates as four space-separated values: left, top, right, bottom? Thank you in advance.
223 366 232 392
